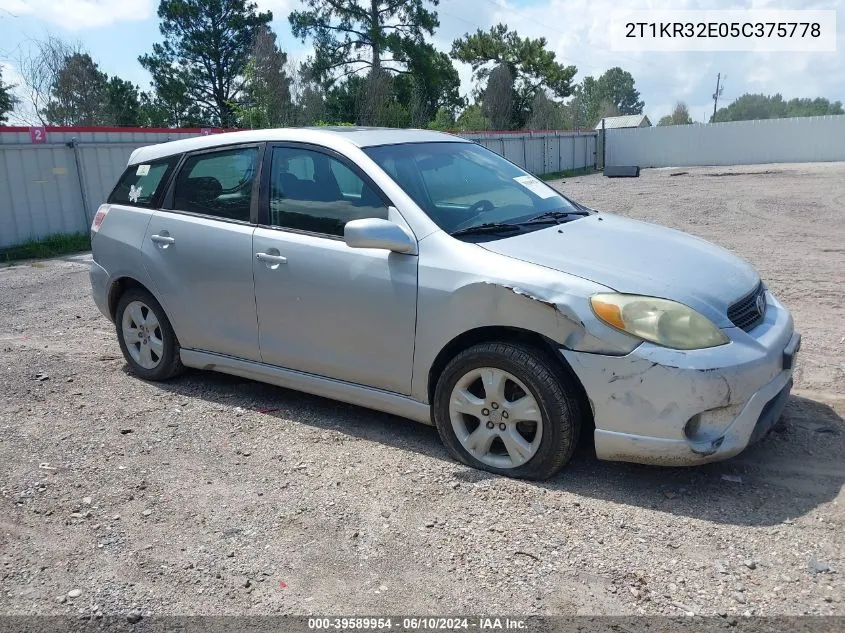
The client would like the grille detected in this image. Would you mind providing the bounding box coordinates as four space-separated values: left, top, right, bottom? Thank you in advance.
727 282 766 332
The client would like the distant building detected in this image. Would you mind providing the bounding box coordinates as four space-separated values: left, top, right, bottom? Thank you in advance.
595 114 651 130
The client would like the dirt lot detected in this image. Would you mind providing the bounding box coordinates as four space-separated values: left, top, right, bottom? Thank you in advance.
1 162 843 618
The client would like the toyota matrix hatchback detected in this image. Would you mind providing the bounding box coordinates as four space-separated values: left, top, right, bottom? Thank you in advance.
90 128 800 480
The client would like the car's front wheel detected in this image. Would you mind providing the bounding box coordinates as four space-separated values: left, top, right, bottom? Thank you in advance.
115 288 183 381
433 342 581 480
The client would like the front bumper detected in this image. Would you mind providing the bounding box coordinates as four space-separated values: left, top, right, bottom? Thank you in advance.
562 291 799 466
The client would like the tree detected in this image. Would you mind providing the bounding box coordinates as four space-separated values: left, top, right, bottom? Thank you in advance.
324 74 363 124
785 97 843 117
527 90 564 130
573 67 643 127
104 77 142 126
451 24 577 128
289 0 439 83
658 102 692 126
427 106 455 130
593 67 643 115
15 35 84 124
394 43 464 126
712 93 844 122
43 53 108 126
238 26 293 128
140 0 273 127
0 67 17 124
138 80 205 128
454 104 490 131
481 63 514 129
297 82 328 126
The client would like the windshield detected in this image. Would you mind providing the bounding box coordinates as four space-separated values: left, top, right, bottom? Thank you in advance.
363 142 584 236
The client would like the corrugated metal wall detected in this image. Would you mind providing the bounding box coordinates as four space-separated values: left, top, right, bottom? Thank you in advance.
0 129 204 249
0 128 597 249
605 115 845 168
462 131 597 176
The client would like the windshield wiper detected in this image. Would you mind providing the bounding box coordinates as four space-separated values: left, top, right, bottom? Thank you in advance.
522 209 589 224
450 222 522 237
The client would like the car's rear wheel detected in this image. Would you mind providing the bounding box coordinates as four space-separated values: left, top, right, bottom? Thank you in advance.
433 342 581 480
115 288 183 381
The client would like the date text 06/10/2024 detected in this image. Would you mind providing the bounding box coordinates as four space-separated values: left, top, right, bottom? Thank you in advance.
307 618 528 630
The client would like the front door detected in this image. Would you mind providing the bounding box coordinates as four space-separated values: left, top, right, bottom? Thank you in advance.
142 144 261 361
252 144 417 394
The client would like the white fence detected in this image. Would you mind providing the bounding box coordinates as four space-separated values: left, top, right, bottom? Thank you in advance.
0 127 596 250
605 115 845 168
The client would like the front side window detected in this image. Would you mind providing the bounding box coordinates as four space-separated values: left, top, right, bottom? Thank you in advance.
364 142 585 236
268 147 388 237
109 157 179 208
172 146 258 222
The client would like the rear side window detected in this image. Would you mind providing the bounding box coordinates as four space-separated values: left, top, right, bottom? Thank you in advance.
172 146 258 222
108 157 178 208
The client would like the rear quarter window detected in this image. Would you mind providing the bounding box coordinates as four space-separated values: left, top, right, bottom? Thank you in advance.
108 156 180 208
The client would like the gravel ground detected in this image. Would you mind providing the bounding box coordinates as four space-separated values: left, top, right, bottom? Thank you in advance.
1 162 843 619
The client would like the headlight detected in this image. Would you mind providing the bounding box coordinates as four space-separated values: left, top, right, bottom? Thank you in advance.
590 294 729 350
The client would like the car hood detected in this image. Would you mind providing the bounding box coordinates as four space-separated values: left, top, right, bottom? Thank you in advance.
479 213 759 327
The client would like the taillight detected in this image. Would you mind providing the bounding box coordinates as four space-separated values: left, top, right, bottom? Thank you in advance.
91 204 110 234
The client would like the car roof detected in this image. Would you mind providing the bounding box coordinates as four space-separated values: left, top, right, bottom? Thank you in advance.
128 127 468 165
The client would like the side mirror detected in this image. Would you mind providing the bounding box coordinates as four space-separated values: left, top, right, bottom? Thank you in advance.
344 218 417 254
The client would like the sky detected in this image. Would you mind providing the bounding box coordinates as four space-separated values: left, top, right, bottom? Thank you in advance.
0 0 843 126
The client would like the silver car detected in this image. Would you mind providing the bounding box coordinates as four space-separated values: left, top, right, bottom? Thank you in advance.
89 128 800 480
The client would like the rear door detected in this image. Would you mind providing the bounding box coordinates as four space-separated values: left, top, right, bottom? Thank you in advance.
141 143 262 361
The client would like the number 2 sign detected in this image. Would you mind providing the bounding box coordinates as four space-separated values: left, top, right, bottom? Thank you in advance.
29 127 47 144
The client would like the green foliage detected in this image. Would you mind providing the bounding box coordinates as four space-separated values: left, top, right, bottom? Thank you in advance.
236 26 293 128
571 67 643 127
43 53 108 125
290 0 439 82
454 104 490 131
427 106 455 130
140 0 272 127
1 233 90 262
527 90 566 130
394 43 464 126
538 166 595 181
657 102 693 126
712 93 844 122
451 23 577 128
138 77 205 128
104 77 142 126
324 75 365 125
0 67 17 124
481 63 514 129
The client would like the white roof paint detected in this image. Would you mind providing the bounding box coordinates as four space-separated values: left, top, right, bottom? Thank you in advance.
128 127 468 165
595 114 651 130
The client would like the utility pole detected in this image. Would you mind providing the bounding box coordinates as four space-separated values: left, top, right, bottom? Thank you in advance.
712 73 723 121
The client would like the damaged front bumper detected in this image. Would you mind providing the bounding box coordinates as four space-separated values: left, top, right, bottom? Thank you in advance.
562 291 799 466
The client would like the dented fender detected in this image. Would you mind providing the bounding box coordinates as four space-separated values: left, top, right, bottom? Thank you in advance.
410 232 639 403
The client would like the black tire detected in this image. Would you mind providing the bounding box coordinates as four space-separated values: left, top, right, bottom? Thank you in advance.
115 287 184 381
433 341 581 480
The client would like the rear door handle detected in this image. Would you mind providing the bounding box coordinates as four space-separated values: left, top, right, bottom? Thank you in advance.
256 252 287 264
151 234 175 245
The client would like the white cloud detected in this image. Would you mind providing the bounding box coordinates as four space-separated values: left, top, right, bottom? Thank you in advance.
0 0 155 30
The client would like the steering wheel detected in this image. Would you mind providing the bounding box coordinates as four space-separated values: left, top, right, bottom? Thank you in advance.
450 199 495 232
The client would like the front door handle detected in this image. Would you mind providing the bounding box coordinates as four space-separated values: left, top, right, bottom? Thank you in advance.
151 234 175 245
256 252 287 264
